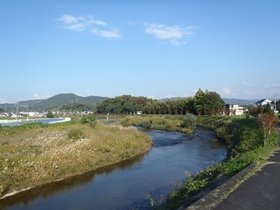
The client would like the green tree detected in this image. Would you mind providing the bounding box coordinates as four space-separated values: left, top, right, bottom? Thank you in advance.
264 103 272 113
178 99 186 115
185 97 195 114
202 91 225 115
144 101 154 114
46 111 54 118
194 88 205 115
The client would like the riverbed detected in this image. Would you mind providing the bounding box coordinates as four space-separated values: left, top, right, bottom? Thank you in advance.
0 127 226 210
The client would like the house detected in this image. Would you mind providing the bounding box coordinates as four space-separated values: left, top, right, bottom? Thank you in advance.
19 112 40 117
255 99 276 112
224 104 244 116
255 99 272 107
271 99 280 114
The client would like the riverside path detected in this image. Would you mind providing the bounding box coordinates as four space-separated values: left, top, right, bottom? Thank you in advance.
213 149 280 210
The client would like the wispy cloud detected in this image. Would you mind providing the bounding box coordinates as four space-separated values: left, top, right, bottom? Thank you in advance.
33 93 50 100
92 28 121 39
0 98 10 103
222 87 235 96
56 15 120 38
264 83 280 88
147 95 157 99
242 81 255 87
144 23 197 46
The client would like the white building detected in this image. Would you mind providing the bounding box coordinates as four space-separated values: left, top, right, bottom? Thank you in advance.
224 104 244 116
255 99 272 106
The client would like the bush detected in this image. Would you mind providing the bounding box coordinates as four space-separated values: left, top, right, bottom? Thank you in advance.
244 112 250 119
67 128 86 140
81 114 97 127
46 111 54 118
181 114 196 131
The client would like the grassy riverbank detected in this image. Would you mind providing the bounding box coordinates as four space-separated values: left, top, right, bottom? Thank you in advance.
0 118 152 198
123 114 278 209
155 115 279 209
118 115 194 134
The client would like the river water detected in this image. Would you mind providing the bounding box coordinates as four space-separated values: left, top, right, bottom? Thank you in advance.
0 127 226 210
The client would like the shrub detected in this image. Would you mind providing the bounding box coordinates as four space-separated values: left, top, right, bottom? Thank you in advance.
67 128 86 140
244 112 250 119
81 114 97 127
181 114 196 131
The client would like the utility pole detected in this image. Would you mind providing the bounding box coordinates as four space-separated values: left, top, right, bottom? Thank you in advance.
274 92 277 113
15 101 19 121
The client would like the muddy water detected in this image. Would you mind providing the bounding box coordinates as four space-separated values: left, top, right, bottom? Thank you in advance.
0 127 226 210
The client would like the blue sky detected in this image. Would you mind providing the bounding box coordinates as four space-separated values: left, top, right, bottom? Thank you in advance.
1 0 280 103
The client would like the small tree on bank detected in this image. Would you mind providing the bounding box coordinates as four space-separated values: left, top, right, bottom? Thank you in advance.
257 113 278 146
46 111 54 118
182 113 196 132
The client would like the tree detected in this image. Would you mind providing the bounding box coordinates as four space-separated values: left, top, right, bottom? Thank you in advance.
178 99 186 115
202 91 225 115
257 113 278 146
194 89 205 115
46 111 54 118
143 101 154 114
194 89 224 115
264 103 272 113
185 97 195 114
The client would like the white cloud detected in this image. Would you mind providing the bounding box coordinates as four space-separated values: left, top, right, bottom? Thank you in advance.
0 98 10 103
56 14 120 38
65 23 86 32
222 87 234 96
242 81 255 87
92 28 121 38
144 23 197 45
147 95 157 99
58 15 78 24
265 83 280 88
33 93 50 100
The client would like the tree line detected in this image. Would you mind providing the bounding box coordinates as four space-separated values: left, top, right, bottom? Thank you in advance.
95 89 225 115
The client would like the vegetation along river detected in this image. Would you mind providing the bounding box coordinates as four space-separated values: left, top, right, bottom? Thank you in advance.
0 127 226 210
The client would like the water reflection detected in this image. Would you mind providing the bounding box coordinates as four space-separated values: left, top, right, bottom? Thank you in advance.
0 128 226 210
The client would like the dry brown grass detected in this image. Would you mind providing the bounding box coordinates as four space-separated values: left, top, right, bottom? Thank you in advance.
0 121 152 198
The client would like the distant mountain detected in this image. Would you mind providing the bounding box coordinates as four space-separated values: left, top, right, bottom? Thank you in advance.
222 98 260 105
159 97 183 102
0 93 108 112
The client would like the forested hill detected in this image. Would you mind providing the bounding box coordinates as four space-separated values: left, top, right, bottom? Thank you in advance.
1 93 108 112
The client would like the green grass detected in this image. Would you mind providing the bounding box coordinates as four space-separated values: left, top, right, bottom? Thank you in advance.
0 120 152 198
118 115 194 134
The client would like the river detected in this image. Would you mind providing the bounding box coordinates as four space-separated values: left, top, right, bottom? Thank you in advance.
0 127 226 210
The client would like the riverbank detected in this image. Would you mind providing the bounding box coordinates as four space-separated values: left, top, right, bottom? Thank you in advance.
0 119 152 198
158 115 279 210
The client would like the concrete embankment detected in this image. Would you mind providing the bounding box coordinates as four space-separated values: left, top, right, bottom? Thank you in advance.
0 118 71 126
